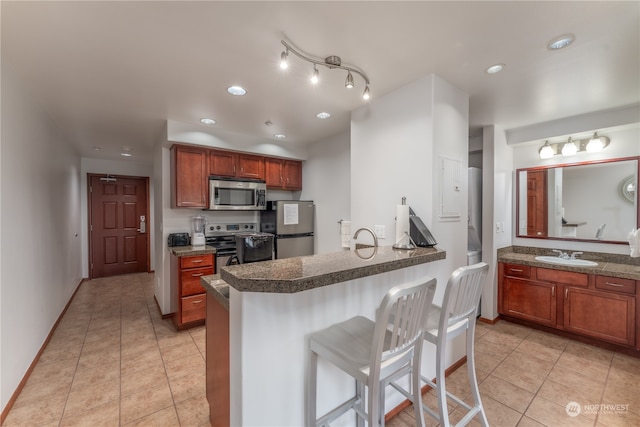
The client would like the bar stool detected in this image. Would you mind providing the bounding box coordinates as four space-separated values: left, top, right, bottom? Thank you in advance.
421 262 489 427
307 278 437 427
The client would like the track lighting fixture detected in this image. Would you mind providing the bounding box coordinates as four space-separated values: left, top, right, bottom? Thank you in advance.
279 40 371 101
537 132 610 159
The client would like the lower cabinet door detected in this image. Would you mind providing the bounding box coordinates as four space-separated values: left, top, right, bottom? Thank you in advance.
564 287 635 347
181 294 207 324
504 277 556 326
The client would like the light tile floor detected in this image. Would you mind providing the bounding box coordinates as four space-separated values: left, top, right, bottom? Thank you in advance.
389 320 640 427
3 273 640 426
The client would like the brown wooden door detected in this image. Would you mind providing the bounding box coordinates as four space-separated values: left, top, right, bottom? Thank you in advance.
89 174 149 278
526 170 547 236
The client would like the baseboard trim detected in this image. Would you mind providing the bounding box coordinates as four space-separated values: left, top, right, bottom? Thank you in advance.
0 278 86 424
478 316 500 325
153 295 174 319
384 355 468 422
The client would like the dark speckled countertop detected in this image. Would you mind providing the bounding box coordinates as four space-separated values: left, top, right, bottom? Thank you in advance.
200 274 229 310
219 246 446 293
169 246 216 256
498 247 640 280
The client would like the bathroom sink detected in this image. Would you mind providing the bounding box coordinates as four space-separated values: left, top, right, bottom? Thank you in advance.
534 256 598 267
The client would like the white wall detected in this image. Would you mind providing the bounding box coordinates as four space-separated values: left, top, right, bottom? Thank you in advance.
300 131 350 254
79 158 155 278
482 126 513 320
511 123 640 254
1 65 83 412
351 74 469 304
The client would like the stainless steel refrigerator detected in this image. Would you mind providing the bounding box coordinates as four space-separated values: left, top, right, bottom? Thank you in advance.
260 200 314 259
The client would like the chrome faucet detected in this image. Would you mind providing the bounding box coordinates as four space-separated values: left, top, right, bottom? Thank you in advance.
569 251 583 260
353 227 379 248
552 249 569 259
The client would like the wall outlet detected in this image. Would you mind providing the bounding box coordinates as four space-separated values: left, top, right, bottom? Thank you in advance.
374 225 386 239
496 222 504 233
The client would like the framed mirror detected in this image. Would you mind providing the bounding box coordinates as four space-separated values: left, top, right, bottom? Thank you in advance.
516 157 639 244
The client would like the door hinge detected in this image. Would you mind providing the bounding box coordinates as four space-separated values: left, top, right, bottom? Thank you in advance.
90 263 93 270
90 224 93 232
89 186 92 193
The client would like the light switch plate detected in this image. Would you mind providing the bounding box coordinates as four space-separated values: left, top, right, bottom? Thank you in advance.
374 225 385 239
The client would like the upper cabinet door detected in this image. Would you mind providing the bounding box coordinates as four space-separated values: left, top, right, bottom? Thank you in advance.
210 150 238 177
172 145 208 208
265 158 284 188
283 160 302 190
237 154 265 180
210 150 265 180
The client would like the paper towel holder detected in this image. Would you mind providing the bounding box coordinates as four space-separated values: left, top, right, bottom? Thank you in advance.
393 196 416 250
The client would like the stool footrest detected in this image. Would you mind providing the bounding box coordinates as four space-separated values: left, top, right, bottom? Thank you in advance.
316 395 361 426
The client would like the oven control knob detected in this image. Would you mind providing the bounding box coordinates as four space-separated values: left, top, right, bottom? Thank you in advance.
249 225 254 229
216 225 221 230
244 225 249 229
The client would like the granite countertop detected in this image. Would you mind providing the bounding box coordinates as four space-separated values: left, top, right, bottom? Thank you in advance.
498 251 640 281
220 246 446 293
169 245 216 256
200 274 229 310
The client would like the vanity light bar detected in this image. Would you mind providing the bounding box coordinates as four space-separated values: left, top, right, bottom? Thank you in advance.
538 133 610 159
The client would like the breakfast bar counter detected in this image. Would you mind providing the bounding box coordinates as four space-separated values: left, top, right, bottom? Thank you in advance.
202 246 447 426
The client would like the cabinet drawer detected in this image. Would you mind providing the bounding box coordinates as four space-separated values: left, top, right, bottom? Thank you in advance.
504 263 530 278
181 294 206 324
181 254 213 269
537 267 588 287
595 276 636 295
181 267 213 296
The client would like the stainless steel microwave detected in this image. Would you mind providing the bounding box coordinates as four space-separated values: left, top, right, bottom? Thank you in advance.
209 176 267 210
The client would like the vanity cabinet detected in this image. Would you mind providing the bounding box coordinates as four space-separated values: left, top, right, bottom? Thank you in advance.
265 158 302 190
171 145 209 208
172 253 215 329
499 261 637 349
210 150 265 180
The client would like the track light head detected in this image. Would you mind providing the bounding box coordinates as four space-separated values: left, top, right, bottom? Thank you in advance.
345 71 354 89
280 51 289 70
362 85 371 101
311 66 319 85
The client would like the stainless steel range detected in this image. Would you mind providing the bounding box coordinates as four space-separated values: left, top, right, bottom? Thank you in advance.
205 222 257 273
205 222 273 273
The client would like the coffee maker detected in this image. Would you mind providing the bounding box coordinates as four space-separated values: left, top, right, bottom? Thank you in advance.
191 215 206 247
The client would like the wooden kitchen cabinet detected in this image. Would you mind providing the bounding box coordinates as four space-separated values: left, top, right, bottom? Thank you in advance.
564 286 635 346
499 261 637 349
265 158 302 190
209 150 264 180
503 276 557 327
172 253 215 329
171 144 209 208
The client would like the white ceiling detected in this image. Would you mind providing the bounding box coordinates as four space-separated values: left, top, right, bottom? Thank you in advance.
3 1 639 162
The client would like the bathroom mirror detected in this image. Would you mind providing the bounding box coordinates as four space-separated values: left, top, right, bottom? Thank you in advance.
516 157 639 244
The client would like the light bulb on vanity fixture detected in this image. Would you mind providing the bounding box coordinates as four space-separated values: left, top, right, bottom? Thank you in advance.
562 137 578 156
539 141 555 159
278 39 371 101
537 132 611 159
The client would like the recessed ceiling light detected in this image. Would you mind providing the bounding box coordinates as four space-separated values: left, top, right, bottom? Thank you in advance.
92 146 101 151
486 63 505 74
200 118 216 125
121 152 133 157
227 86 247 96
273 134 286 139
547 34 575 50
316 112 331 119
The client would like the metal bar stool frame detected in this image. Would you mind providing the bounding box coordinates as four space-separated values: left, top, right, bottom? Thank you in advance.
421 262 489 427
307 277 437 427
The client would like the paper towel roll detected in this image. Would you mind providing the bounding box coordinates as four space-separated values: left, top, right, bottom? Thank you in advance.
395 205 410 245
